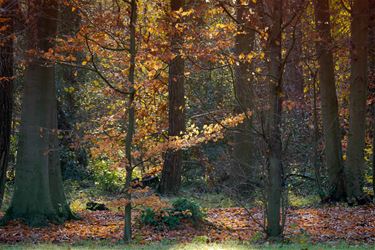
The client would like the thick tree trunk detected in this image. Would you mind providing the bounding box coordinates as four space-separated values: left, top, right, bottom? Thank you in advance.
313 0 346 201
346 0 370 204
124 0 137 242
266 0 283 240
232 0 256 181
159 0 186 195
0 0 15 209
5 0 72 226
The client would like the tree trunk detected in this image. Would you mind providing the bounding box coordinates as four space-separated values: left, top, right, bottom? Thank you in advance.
346 0 369 204
0 0 15 209
5 0 72 226
232 0 256 182
266 0 283 240
124 0 137 242
284 11 304 104
313 0 346 201
312 71 325 199
159 0 186 195
370 0 375 198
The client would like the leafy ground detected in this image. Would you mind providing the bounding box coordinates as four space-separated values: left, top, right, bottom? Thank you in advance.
1 242 374 250
1 204 375 246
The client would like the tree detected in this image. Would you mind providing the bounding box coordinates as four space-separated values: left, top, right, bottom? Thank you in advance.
0 0 15 209
346 0 370 204
159 0 186 195
232 0 256 181
4 0 72 226
283 3 304 105
313 0 346 201
266 0 283 239
124 0 137 242
370 0 375 197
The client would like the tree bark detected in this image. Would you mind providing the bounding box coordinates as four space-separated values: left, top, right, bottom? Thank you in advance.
266 0 283 240
346 0 369 204
232 0 256 181
284 10 304 104
313 0 346 201
0 0 15 209
370 0 375 198
124 0 137 242
159 0 186 195
5 0 72 226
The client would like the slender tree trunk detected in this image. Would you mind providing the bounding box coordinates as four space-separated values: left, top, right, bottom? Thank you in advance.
0 0 15 209
124 0 137 242
346 0 370 204
5 0 71 226
284 11 304 104
370 0 375 197
232 0 256 181
159 0 185 195
313 0 346 201
266 0 283 240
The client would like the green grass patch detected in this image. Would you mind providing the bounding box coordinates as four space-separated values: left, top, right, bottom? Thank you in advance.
288 193 321 208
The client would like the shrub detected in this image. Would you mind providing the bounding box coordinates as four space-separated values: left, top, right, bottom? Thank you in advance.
161 213 180 229
172 198 205 223
140 207 157 226
140 198 205 230
91 159 125 192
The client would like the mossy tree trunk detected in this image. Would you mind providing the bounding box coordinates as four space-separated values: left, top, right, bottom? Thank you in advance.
5 0 72 226
313 0 346 201
0 0 15 209
159 0 186 195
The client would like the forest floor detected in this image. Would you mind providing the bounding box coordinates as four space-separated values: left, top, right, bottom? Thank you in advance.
0 242 374 250
1 185 375 248
1 203 375 247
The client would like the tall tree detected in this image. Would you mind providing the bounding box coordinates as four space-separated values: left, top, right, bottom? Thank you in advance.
159 0 186 195
124 0 137 242
283 15 304 104
4 0 72 226
370 0 375 197
346 0 370 204
313 0 346 201
266 0 283 239
232 0 256 181
0 0 15 209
